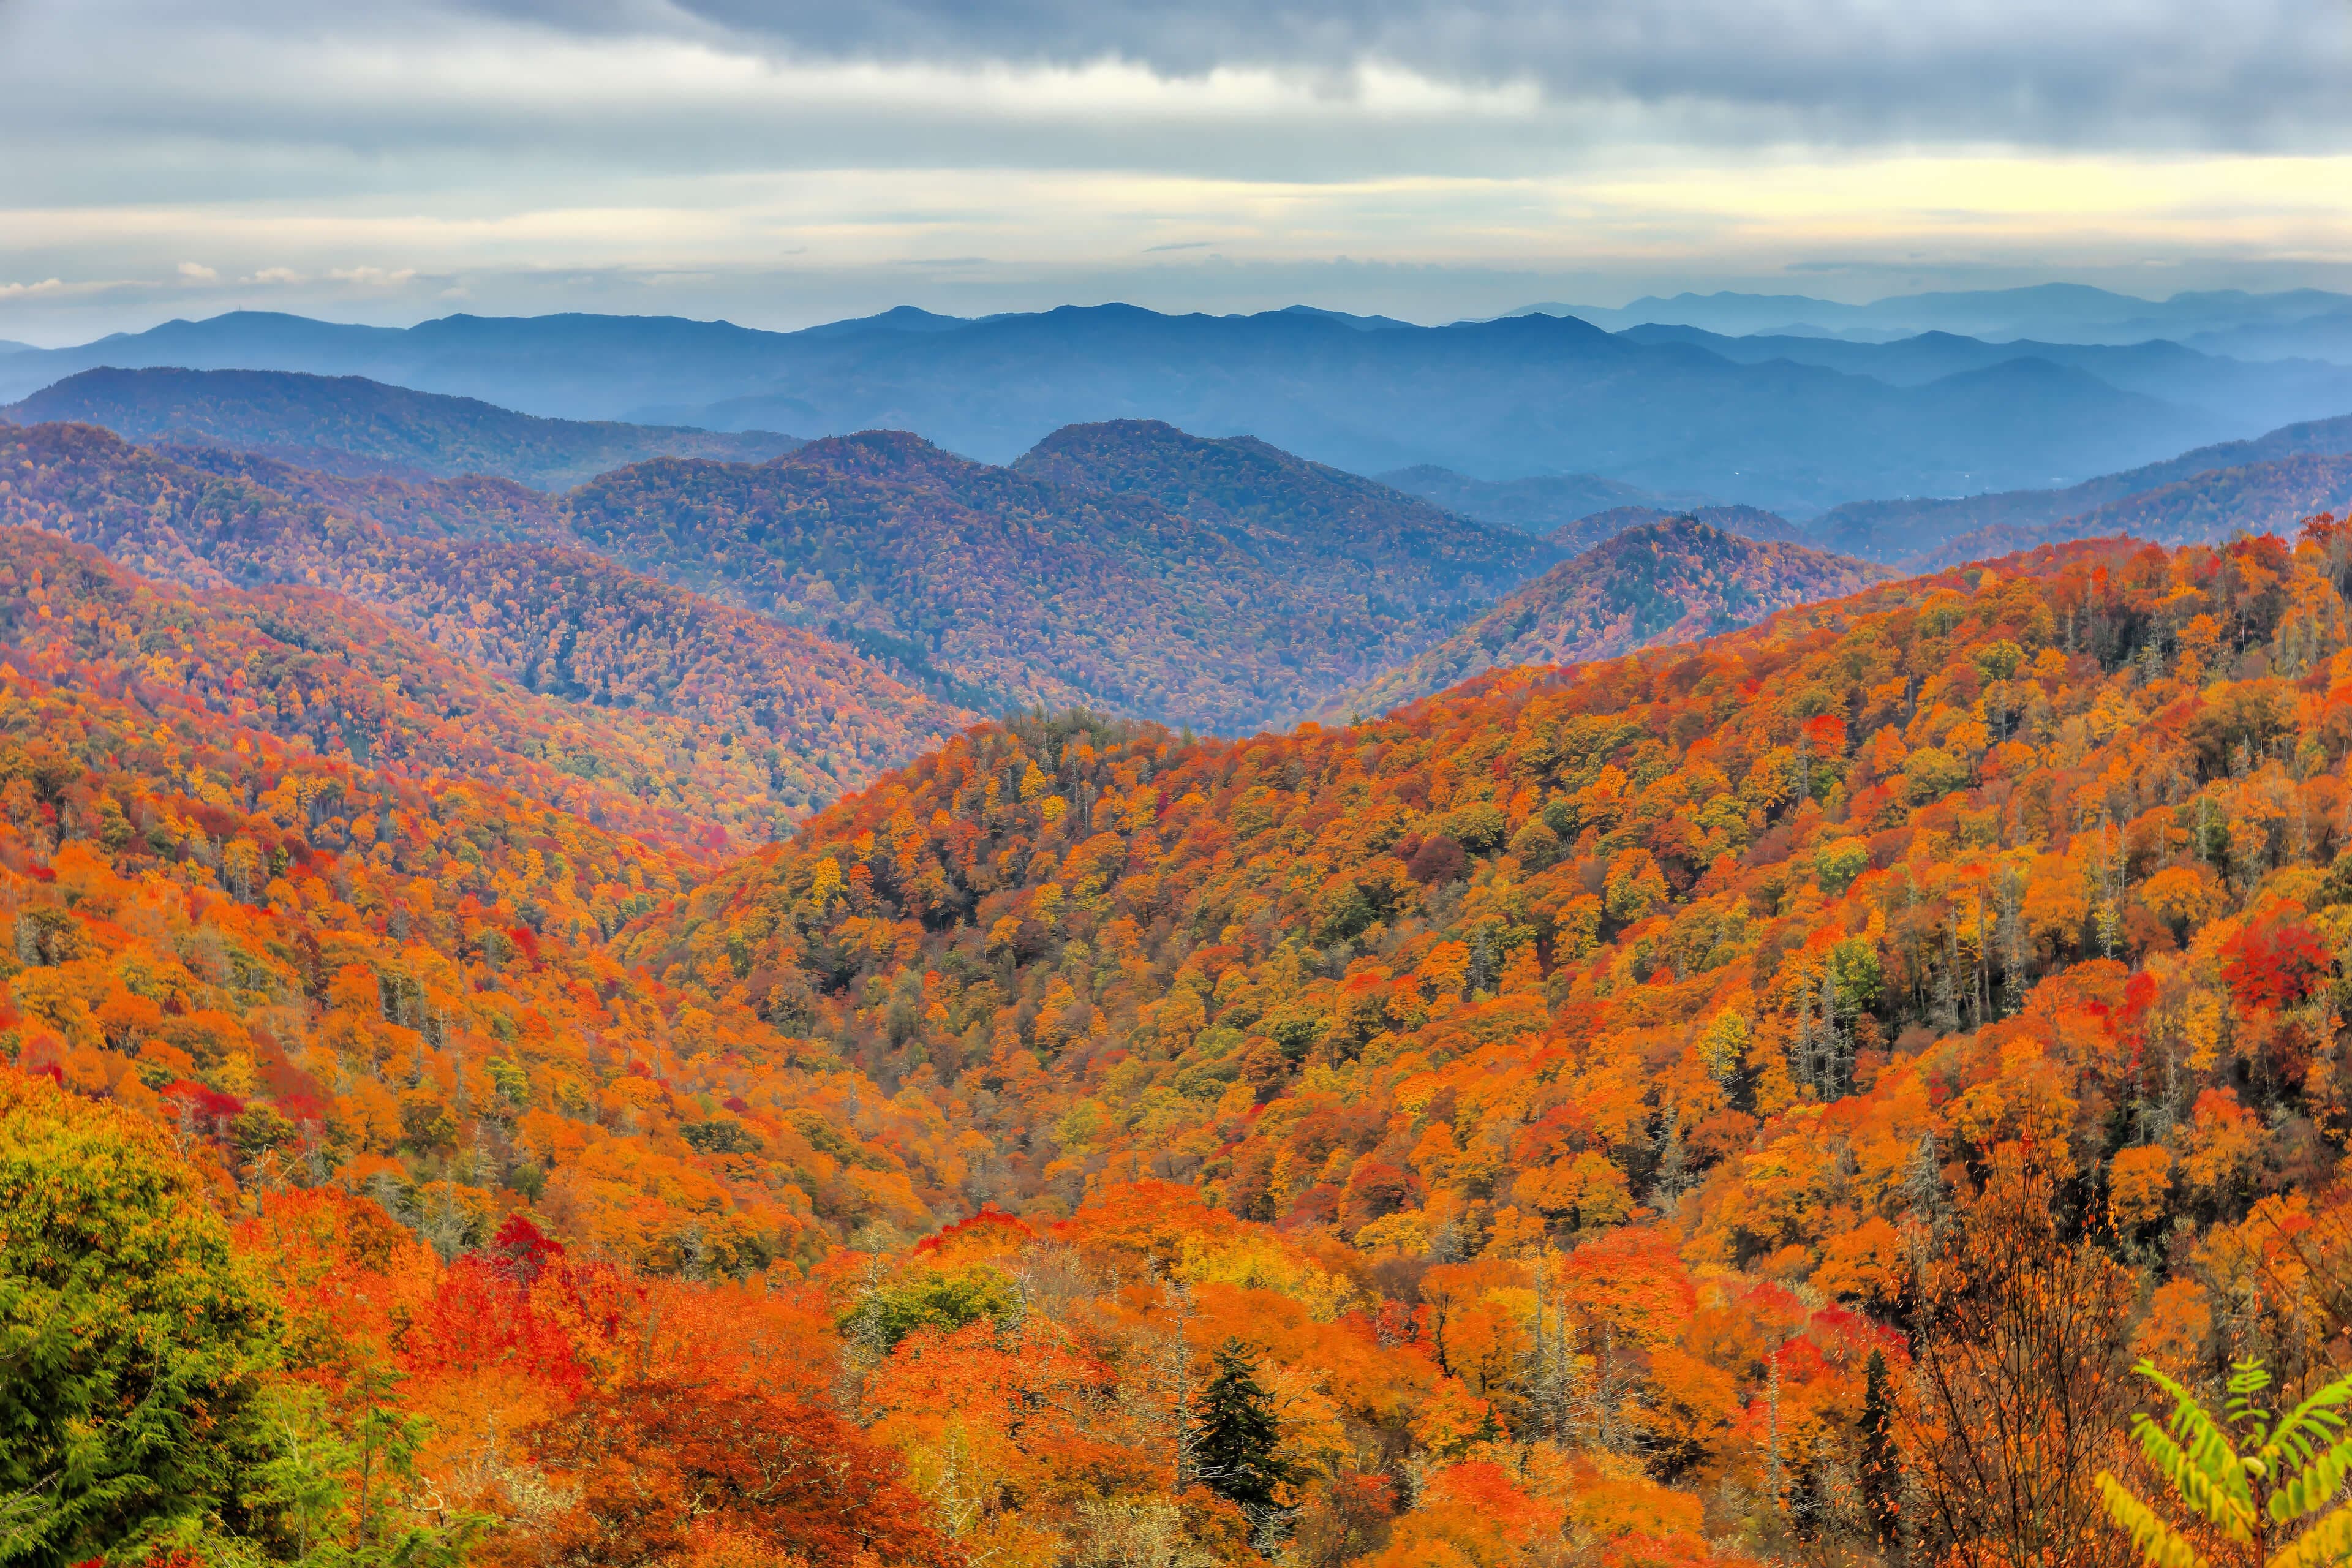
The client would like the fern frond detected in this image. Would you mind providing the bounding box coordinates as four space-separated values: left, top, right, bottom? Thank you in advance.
2098 1472 2211 1568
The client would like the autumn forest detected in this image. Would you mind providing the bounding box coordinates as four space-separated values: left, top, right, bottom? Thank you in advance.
17 361 2352 1568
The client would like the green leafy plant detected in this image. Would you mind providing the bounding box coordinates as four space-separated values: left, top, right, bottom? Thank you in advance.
2098 1358 2352 1568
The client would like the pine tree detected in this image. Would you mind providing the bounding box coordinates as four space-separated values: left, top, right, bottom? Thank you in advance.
1860 1347 1902 1556
1191 1338 1293 1514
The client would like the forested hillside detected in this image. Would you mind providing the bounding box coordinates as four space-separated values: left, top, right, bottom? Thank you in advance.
2024 451 2352 551
3 366 803 488
1012 420 1555 609
162 442 576 544
0 422 968 823
1340 519 1891 717
565 431 1504 729
0 529 832 852
31 399 2352 1567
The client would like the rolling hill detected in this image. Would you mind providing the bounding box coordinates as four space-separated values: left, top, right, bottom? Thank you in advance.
0 526 795 855
560 429 1523 730
2 366 803 488
1009 418 1556 611
0 421 967 824
1333 516 1894 717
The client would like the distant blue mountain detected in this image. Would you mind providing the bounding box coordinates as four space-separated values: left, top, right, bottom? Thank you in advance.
0 300 2294 512
3 366 799 488
1515 284 2352 352
1613 322 2352 436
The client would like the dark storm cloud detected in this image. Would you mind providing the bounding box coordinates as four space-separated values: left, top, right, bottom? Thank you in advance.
458 0 2352 150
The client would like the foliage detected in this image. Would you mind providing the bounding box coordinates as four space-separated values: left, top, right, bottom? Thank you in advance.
513 1378 959 1568
0 422 968 831
2098 1358 2352 1568
1340 516 1894 716
28 442 2352 1568
0 1070 278 1568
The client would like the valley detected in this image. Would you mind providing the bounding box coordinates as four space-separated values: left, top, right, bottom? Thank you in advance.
10 292 2352 1568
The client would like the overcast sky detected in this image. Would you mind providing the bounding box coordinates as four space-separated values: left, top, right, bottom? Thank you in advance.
2 0 2349 343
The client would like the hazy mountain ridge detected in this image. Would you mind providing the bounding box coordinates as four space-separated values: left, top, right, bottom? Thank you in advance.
1521 282 2352 348
1375 463 1713 533
1810 410 2352 560
1010 418 1557 609
0 304 2237 513
2 365 804 488
1906 452 2352 569
156 442 577 546
1613 321 2352 435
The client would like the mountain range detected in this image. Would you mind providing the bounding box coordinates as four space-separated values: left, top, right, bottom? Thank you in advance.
23 288 2352 1568
4 303 2328 513
1809 410 2352 560
2 365 801 488
17 362 2352 727
1610 322 2352 439
1516 282 2352 349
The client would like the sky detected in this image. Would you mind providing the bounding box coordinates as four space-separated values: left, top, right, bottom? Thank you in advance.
2 0 2350 344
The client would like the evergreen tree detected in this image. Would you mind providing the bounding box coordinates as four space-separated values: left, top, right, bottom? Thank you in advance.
1191 1338 1294 1514
0 1071 279 1568
1860 1347 1902 1556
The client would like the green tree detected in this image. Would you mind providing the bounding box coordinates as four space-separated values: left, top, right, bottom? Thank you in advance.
246 1374 479 1568
837 1262 1020 1355
0 1071 280 1567
1190 1338 1294 1516
2097 1358 2352 1568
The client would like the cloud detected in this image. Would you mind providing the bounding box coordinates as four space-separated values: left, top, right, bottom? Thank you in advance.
454 0 2352 153
176 260 218 281
327 266 420 287
2 0 2350 341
